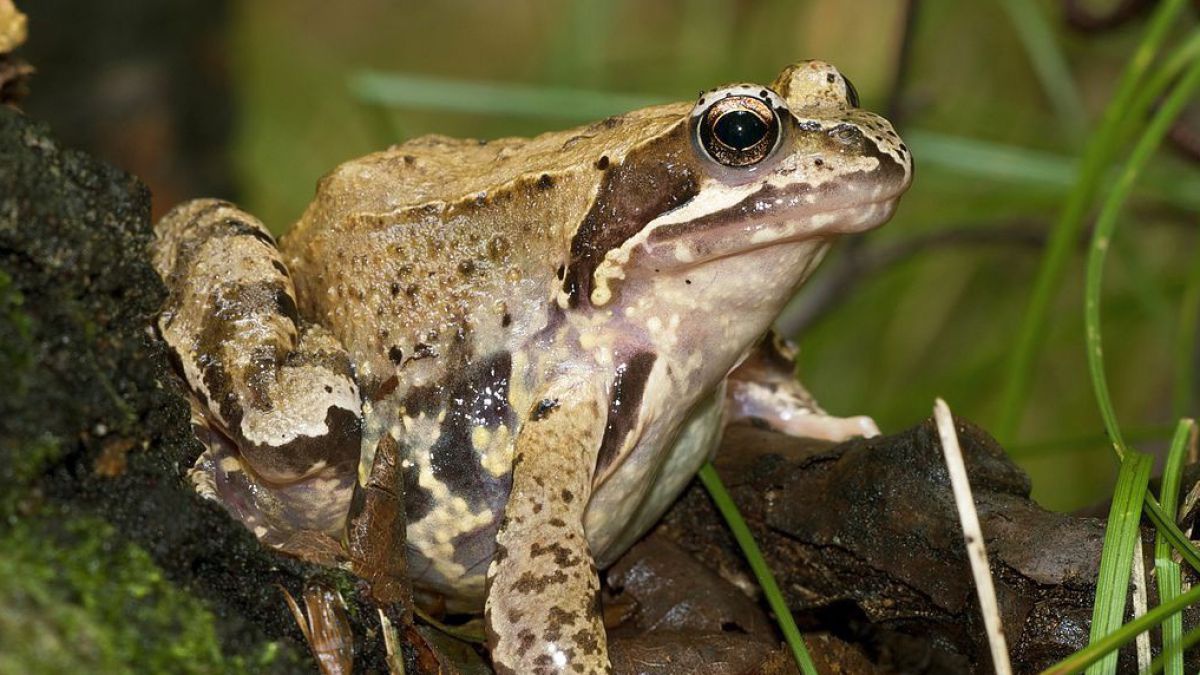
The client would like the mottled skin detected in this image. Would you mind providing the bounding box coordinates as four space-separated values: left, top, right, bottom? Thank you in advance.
153 61 912 674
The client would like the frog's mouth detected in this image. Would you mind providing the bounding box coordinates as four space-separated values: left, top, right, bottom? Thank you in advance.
640 175 907 268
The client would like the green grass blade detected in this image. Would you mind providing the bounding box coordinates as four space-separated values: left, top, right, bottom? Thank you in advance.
1149 620 1200 673
904 130 1077 186
1153 420 1193 675
906 130 1200 211
1042 582 1200 675
996 0 1192 441
1079 45 1200 579
1085 451 1152 675
1143 497 1200 572
698 462 818 675
349 71 668 121
1084 53 1200 461
998 0 1088 135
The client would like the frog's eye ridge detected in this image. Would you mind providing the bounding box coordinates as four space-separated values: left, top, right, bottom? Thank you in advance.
697 95 780 168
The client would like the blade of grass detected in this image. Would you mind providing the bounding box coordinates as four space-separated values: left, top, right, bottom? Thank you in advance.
1084 53 1200 459
349 71 667 122
698 462 818 675
1041 581 1200 675
997 0 1193 441
1153 420 1194 675
904 130 1076 186
1081 48 1200 579
1084 451 1152 675
1072 48 1200 675
1150 620 1200 673
998 0 1087 135
907 130 1200 211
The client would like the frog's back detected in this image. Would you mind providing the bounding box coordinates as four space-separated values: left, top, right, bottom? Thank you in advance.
279 103 688 390
295 102 688 225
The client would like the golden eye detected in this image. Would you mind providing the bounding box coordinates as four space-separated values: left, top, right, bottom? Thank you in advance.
697 95 780 167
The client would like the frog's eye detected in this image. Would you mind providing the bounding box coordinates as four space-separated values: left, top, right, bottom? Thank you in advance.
697 95 780 168
840 75 860 108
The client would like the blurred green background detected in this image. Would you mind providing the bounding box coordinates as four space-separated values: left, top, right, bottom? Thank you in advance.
20 0 1200 510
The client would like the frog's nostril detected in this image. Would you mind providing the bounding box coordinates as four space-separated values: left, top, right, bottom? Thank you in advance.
830 125 861 145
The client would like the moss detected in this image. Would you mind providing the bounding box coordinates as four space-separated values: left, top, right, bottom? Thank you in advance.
0 513 280 674
0 106 324 671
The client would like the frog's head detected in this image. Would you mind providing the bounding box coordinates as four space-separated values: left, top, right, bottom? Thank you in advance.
562 61 911 321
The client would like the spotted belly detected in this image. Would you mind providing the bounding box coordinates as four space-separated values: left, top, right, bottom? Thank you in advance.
381 351 519 605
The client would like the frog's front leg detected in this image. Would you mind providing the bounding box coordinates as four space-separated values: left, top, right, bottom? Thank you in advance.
486 385 610 675
727 332 879 442
153 199 362 553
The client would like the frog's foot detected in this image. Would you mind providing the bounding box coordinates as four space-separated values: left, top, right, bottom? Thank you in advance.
727 332 880 443
486 390 611 675
154 199 363 559
188 394 350 565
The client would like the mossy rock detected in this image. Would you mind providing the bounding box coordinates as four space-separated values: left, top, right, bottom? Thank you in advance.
0 107 340 673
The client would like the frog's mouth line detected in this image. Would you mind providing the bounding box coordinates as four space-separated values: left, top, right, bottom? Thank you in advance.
645 194 903 271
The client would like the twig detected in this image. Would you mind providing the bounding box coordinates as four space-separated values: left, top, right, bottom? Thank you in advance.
933 398 1012 675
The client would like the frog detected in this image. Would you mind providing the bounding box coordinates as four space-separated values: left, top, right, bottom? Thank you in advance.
151 60 911 674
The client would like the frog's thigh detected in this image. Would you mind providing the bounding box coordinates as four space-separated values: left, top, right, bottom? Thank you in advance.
155 199 362 543
727 331 879 441
486 394 610 675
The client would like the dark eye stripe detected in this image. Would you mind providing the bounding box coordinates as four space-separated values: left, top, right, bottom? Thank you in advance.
563 123 699 307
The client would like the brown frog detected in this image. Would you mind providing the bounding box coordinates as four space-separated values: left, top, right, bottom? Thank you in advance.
152 61 912 673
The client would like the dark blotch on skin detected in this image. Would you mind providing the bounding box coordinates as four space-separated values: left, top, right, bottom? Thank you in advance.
563 125 699 306
410 342 437 361
516 629 537 657
195 280 302 435
421 351 515 515
560 488 574 503
222 217 276 247
512 569 569 593
531 542 579 568
594 155 609 170
537 173 555 190
531 398 559 421
243 405 362 479
388 346 404 364
273 286 300 325
595 351 657 475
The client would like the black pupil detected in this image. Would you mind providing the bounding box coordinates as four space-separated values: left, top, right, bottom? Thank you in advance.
713 110 768 150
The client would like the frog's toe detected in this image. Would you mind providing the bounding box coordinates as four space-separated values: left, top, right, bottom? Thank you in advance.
189 405 351 565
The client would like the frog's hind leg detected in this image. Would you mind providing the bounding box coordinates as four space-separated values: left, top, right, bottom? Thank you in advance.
187 393 350 564
154 199 362 557
727 331 879 442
